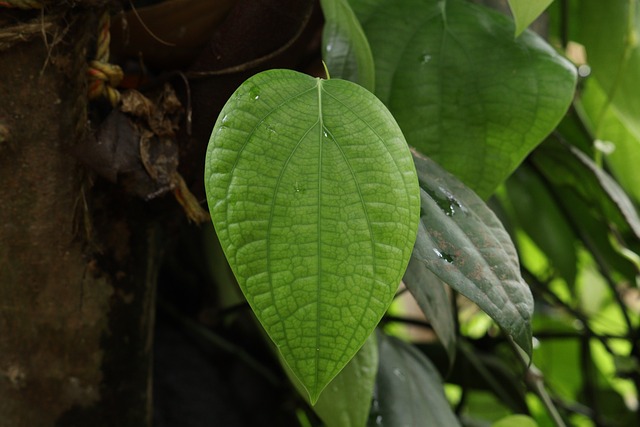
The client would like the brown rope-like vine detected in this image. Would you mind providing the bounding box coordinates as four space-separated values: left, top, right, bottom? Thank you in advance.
87 12 123 106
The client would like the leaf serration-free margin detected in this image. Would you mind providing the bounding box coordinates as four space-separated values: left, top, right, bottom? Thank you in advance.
205 69 419 402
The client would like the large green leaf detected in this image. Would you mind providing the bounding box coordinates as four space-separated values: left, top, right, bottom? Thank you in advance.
204 69 420 403
320 0 375 92
411 151 534 357
368 331 461 427
350 0 577 198
507 0 554 36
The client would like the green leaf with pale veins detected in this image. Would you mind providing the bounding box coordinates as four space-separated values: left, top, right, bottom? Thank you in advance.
410 150 534 357
321 0 375 91
508 0 554 36
350 0 576 198
204 69 420 403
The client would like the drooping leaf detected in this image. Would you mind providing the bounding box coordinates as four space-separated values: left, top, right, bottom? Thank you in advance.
320 0 376 92
531 139 640 241
507 0 554 36
410 150 534 357
404 223 457 364
204 69 420 403
504 165 578 285
368 331 462 427
350 0 577 198
308 333 378 427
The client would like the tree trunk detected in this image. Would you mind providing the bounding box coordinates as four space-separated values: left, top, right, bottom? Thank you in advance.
0 6 157 426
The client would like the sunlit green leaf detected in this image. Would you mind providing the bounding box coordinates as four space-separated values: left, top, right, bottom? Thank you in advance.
205 69 420 402
321 0 375 91
411 151 534 357
368 331 461 427
508 0 554 36
350 0 576 198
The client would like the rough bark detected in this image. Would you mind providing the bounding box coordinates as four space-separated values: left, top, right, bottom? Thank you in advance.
0 7 157 427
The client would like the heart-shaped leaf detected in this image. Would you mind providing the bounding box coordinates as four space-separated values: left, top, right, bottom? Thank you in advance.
350 0 576 198
410 150 534 357
204 69 420 403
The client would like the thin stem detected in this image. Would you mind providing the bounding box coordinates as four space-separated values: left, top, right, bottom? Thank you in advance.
158 299 281 387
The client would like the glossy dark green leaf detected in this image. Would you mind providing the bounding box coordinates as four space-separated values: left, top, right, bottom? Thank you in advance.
350 0 577 198
411 151 534 357
205 69 420 402
403 225 457 364
368 331 461 427
320 0 375 91
504 165 578 285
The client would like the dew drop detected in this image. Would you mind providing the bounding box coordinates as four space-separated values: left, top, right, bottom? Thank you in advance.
254 95 260 100
376 415 383 426
326 43 333 52
323 130 328 138
221 114 230 124
420 52 432 64
392 368 405 380
433 248 454 263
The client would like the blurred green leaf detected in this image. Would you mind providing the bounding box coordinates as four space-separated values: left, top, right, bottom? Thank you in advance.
579 77 640 204
320 0 375 91
351 0 576 198
504 165 578 285
492 414 539 427
410 151 534 357
368 331 461 427
531 140 640 241
456 340 529 415
508 0 554 36
578 0 640 139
